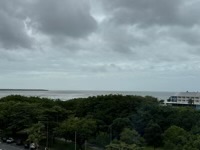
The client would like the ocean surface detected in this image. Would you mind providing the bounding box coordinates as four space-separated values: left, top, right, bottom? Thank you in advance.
0 90 175 101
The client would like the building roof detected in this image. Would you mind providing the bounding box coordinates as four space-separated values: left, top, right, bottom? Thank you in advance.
173 92 200 97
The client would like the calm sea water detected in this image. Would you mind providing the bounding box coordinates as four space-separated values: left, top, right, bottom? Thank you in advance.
0 90 175 101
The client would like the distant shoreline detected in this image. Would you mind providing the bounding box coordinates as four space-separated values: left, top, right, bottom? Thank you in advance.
0 89 48 91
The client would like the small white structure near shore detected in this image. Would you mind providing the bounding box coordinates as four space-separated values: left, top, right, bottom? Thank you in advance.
166 92 200 109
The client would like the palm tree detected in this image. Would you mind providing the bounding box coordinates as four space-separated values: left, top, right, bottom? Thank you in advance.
188 98 194 106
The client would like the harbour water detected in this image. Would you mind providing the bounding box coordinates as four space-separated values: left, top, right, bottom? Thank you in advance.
0 90 175 101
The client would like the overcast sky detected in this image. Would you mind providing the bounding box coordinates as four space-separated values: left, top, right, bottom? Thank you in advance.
0 0 200 91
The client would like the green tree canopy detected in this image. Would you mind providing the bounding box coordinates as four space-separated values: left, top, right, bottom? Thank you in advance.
144 121 162 148
57 117 97 148
120 128 144 146
163 125 188 150
27 122 45 148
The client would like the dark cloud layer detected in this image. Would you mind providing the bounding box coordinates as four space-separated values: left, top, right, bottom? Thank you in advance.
0 0 97 49
0 1 31 49
102 0 200 27
30 0 97 38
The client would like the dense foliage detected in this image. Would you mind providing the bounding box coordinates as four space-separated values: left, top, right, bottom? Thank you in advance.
0 94 200 149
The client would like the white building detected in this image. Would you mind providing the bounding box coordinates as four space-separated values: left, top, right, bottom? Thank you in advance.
166 92 200 109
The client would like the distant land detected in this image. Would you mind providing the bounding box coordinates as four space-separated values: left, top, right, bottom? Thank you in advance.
0 89 48 91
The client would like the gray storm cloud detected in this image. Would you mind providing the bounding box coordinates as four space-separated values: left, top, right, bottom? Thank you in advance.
30 0 97 38
0 5 31 49
0 0 97 49
102 0 200 27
